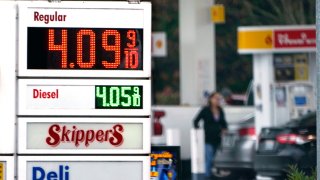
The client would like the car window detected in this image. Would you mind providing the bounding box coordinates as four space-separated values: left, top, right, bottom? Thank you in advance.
286 120 300 127
247 90 254 106
299 113 316 127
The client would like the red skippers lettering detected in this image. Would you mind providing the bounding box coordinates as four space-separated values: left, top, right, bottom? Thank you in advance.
46 124 124 147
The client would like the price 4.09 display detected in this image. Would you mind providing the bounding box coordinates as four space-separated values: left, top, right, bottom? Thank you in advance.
27 27 143 70
95 86 143 109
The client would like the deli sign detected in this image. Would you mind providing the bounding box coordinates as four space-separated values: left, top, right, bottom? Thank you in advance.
18 118 150 154
19 156 150 180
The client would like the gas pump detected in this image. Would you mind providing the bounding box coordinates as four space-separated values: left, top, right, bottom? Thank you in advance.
272 82 315 126
287 83 315 118
271 52 315 125
238 25 316 136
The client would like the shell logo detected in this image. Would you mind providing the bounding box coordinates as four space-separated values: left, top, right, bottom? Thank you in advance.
238 29 273 50
211 5 225 23
156 39 163 49
152 32 167 57
265 35 272 45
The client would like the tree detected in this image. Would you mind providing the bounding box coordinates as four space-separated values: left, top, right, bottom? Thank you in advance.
215 0 315 93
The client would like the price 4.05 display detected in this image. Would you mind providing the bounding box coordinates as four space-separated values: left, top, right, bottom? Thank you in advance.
95 86 143 109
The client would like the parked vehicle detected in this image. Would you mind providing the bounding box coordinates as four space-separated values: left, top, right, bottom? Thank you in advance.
213 114 256 180
255 112 316 179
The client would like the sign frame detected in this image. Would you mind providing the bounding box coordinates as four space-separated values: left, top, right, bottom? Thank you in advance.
18 117 150 154
18 79 151 116
0 156 14 180
0 2 16 154
18 156 150 180
18 1 151 78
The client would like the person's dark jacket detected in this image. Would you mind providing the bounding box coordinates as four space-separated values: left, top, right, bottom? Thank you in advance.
193 106 228 147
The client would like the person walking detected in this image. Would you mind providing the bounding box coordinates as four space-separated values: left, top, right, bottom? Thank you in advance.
193 92 228 179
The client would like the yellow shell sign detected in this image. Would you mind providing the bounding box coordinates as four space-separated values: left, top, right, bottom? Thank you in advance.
0 162 3 180
238 29 273 52
211 5 225 23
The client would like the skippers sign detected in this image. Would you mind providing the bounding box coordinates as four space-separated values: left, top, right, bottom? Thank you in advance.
18 118 150 154
238 26 316 54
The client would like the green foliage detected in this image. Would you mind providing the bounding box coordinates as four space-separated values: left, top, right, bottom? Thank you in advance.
150 0 180 105
215 0 315 93
286 164 316 180
150 0 316 104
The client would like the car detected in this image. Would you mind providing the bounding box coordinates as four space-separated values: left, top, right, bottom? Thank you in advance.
255 112 316 179
213 113 256 180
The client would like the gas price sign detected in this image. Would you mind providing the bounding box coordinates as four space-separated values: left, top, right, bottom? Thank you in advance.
95 86 142 109
18 2 151 77
28 28 143 70
16 2 151 175
18 79 151 116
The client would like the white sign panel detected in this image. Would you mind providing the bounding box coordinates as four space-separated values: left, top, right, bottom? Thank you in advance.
18 79 151 116
0 156 14 180
18 2 151 78
0 2 16 154
18 118 150 154
19 156 150 180
152 32 167 57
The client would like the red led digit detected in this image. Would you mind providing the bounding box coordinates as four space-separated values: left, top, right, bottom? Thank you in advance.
129 51 139 69
125 51 129 68
102 30 121 69
127 30 136 48
125 50 139 69
48 29 68 68
125 30 139 69
76 29 96 68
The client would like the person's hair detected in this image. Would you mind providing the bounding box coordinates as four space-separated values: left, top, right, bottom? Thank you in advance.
208 92 220 107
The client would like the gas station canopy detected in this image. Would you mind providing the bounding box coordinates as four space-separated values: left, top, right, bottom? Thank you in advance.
238 26 316 54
